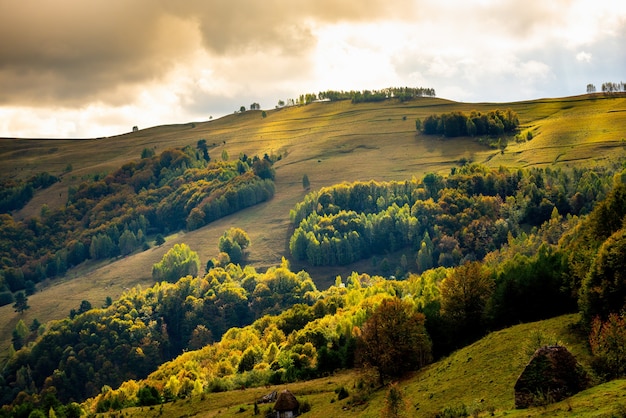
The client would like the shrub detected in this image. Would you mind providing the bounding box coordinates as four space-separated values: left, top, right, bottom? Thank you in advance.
589 313 626 379
0 291 14 307
335 386 349 400
151 243 200 282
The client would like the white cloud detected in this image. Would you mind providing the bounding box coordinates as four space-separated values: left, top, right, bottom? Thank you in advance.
576 51 593 63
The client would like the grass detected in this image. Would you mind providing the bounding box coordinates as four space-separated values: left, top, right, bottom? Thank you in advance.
96 313 626 418
2 94 626 363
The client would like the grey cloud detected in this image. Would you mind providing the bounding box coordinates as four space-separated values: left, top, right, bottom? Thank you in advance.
165 0 417 52
0 0 415 107
0 0 197 106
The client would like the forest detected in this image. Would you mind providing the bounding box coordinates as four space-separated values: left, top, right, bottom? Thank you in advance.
420 108 520 138
1 92 626 417
0 144 275 300
2 160 626 416
289 164 610 269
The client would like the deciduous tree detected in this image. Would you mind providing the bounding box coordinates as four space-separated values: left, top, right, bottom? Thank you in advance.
440 261 494 345
152 243 200 282
356 298 432 385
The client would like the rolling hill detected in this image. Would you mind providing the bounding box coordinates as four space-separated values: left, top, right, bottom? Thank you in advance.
1 93 626 376
93 314 626 417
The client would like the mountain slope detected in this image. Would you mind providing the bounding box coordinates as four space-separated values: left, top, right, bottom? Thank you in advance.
1 94 625 364
97 313 626 418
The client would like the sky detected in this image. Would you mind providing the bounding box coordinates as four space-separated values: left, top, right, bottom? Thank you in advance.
0 0 624 139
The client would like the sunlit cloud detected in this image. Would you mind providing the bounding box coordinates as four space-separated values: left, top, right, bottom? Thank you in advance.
0 0 624 138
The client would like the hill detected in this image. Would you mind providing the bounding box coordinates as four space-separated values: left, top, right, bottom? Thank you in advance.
1 93 626 365
96 314 626 417
2 95 626 355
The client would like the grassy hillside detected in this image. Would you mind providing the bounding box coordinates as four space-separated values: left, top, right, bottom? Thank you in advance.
98 314 626 418
1 94 626 364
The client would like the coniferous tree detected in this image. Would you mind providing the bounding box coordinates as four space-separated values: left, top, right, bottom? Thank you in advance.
13 291 29 314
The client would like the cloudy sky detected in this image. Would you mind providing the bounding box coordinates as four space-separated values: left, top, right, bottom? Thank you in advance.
0 0 624 138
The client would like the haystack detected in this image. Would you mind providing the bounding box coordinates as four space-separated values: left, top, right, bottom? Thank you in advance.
273 389 299 417
514 345 589 409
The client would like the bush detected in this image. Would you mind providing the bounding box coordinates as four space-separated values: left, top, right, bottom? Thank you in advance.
137 385 160 406
437 403 468 417
300 398 312 413
589 313 626 379
0 291 14 307
151 243 200 282
335 386 349 400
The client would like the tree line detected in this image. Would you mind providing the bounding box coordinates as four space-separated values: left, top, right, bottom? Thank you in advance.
0 172 59 213
0 145 275 298
420 108 520 138
291 86 436 105
289 164 612 269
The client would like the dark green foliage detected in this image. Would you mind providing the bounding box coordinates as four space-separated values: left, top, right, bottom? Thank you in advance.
141 147 155 159
0 147 275 287
489 246 574 328
13 291 29 313
0 290 14 306
0 172 58 214
579 227 626 324
155 234 165 246
24 280 36 296
137 385 161 406
290 165 607 268
421 109 519 138
316 87 435 103
335 386 349 400
562 181 626 304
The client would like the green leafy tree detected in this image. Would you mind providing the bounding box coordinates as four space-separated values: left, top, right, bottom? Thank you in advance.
440 262 494 346
302 174 310 190
186 207 205 231
357 298 432 385
155 234 166 246
218 228 250 264
141 147 155 159
13 291 29 314
579 227 626 324
152 243 200 282
118 229 138 256
11 319 28 350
